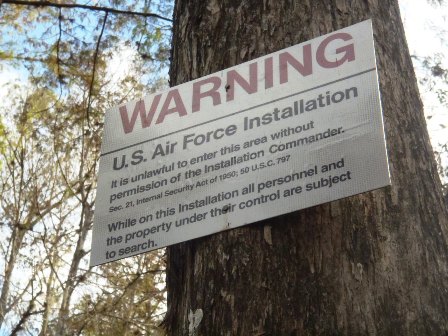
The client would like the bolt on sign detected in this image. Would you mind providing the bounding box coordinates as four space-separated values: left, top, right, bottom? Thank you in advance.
90 20 390 266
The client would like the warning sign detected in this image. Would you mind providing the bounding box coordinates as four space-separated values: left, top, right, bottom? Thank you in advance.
90 20 390 266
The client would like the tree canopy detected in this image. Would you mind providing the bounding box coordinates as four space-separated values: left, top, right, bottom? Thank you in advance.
0 1 172 334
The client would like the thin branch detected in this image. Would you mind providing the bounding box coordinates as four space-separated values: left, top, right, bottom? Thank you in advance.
10 297 44 336
86 11 108 127
52 128 82 203
1 0 172 22
56 8 62 82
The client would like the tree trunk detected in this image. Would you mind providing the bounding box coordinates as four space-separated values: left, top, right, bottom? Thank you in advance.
55 203 92 336
0 227 25 328
165 1 448 335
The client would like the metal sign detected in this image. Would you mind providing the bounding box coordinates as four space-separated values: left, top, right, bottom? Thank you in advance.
90 19 390 266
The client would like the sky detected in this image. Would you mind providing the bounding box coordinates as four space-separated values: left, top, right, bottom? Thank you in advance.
399 0 448 174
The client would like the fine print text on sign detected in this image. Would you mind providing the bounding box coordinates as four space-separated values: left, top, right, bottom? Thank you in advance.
90 19 390 266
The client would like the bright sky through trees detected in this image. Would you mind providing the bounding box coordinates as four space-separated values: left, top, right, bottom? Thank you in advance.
400 0 448 184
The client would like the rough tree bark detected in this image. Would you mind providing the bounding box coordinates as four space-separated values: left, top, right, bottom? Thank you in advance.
165 1 448 335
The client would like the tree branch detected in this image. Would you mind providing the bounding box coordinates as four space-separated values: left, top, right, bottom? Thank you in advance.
1 0 172 22
10 296 44 336
56 8 62 82
86 11 108 126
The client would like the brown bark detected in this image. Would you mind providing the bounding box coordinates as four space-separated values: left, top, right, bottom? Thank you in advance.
165 1 448 335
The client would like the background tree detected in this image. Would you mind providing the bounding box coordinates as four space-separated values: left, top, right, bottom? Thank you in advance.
64 252 165 336
165 0 448 335
0 1 172 334
0 85 72 330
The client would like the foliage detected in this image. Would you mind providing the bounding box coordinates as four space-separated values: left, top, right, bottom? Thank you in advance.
415 55 448 196
65 253 166 335
422 56 448 194
0 1 172 335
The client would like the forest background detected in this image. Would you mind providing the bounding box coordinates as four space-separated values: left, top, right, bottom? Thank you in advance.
0 0 447 335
